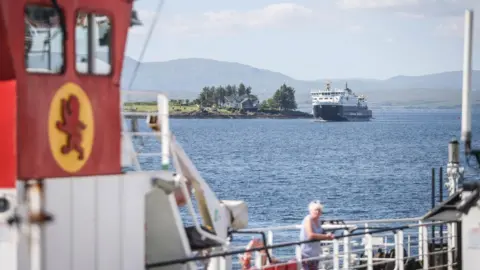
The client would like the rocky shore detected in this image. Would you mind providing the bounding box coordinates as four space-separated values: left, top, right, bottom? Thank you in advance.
169 110 313 119
123 104 313 119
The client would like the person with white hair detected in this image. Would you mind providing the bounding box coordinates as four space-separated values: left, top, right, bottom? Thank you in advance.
299 200 335 270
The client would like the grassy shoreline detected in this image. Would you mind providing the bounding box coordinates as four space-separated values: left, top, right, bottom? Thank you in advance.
123 103 313 119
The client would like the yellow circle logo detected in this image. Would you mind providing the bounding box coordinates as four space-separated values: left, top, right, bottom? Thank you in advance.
48 82 94 173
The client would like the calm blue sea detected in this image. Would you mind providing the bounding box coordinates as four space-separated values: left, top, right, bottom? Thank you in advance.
132 108 480 254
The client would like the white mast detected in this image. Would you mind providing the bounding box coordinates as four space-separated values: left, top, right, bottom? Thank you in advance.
461 9 474 152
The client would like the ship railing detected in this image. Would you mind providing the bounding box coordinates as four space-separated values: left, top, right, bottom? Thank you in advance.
120 90 166 171
145 217 456 269
232 217 457 270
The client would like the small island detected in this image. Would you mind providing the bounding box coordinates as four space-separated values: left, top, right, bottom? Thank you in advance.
123 83 313 119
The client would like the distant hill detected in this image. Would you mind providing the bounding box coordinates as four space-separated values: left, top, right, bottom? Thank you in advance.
121 57 383 104
120 57 480 108
121 57 313 100
27 54 480 108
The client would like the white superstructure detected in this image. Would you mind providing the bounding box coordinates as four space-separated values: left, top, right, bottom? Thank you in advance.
310 82 368 108
310 82 372 121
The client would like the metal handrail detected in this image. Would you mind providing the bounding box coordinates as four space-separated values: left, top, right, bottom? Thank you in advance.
240 217 424 233
146 220 458 269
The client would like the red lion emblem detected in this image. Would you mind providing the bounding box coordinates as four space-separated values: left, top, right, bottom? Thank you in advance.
56 95 86 160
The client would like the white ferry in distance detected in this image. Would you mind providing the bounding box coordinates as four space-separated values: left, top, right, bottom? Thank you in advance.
311 81 373 121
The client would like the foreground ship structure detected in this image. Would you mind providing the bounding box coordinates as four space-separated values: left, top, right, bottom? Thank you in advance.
311 82 373 121
0 0 480 270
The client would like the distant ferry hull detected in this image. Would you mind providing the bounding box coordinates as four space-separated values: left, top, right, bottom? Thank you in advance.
312 104 372 122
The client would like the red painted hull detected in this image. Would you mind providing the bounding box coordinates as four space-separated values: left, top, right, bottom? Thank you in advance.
0 0 133 179
0 80 16 188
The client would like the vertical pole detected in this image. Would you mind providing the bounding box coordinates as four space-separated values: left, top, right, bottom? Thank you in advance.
447 139 460 270
364 223 373 270
456 221 462 270
296 244 303 270
394 233 399 269
439 167 444 268
47 29 51 70
343 230 350 270
459 11 472 270
450 222 457 268
431 167 435 209
422 226 429 270
28 180 45 270
158 94 169 170
87 14 96 73
333 239 340 270
418 221 423 261
267 231 273 259
461 10 474 149
397 230 404 270
431 168 436 245
366 232 373 270
447 223 453 270
439 167 444 203
407 235 411 257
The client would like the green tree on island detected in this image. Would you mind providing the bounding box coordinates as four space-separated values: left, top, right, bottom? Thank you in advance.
238 83 252 97
261 84 297 111
260 98 278 110
123 82 311 117
196 83 258 107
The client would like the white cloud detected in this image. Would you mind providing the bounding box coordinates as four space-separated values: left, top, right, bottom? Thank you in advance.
338 0 478 18
395 12 425 19
348 25 364 33
130 3 316 38
435 16 464 37
384 37 394 43
338 0 420 9
203 3 313 28
338 0 480 37
434 11 480 38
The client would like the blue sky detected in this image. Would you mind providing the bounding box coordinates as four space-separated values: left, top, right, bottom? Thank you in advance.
125 0 480 80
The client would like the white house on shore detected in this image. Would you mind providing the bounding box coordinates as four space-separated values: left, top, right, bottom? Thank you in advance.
223 95 259 111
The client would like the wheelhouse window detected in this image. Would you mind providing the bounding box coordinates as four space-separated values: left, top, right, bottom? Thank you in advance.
24 5 64 74
75 12 112 75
